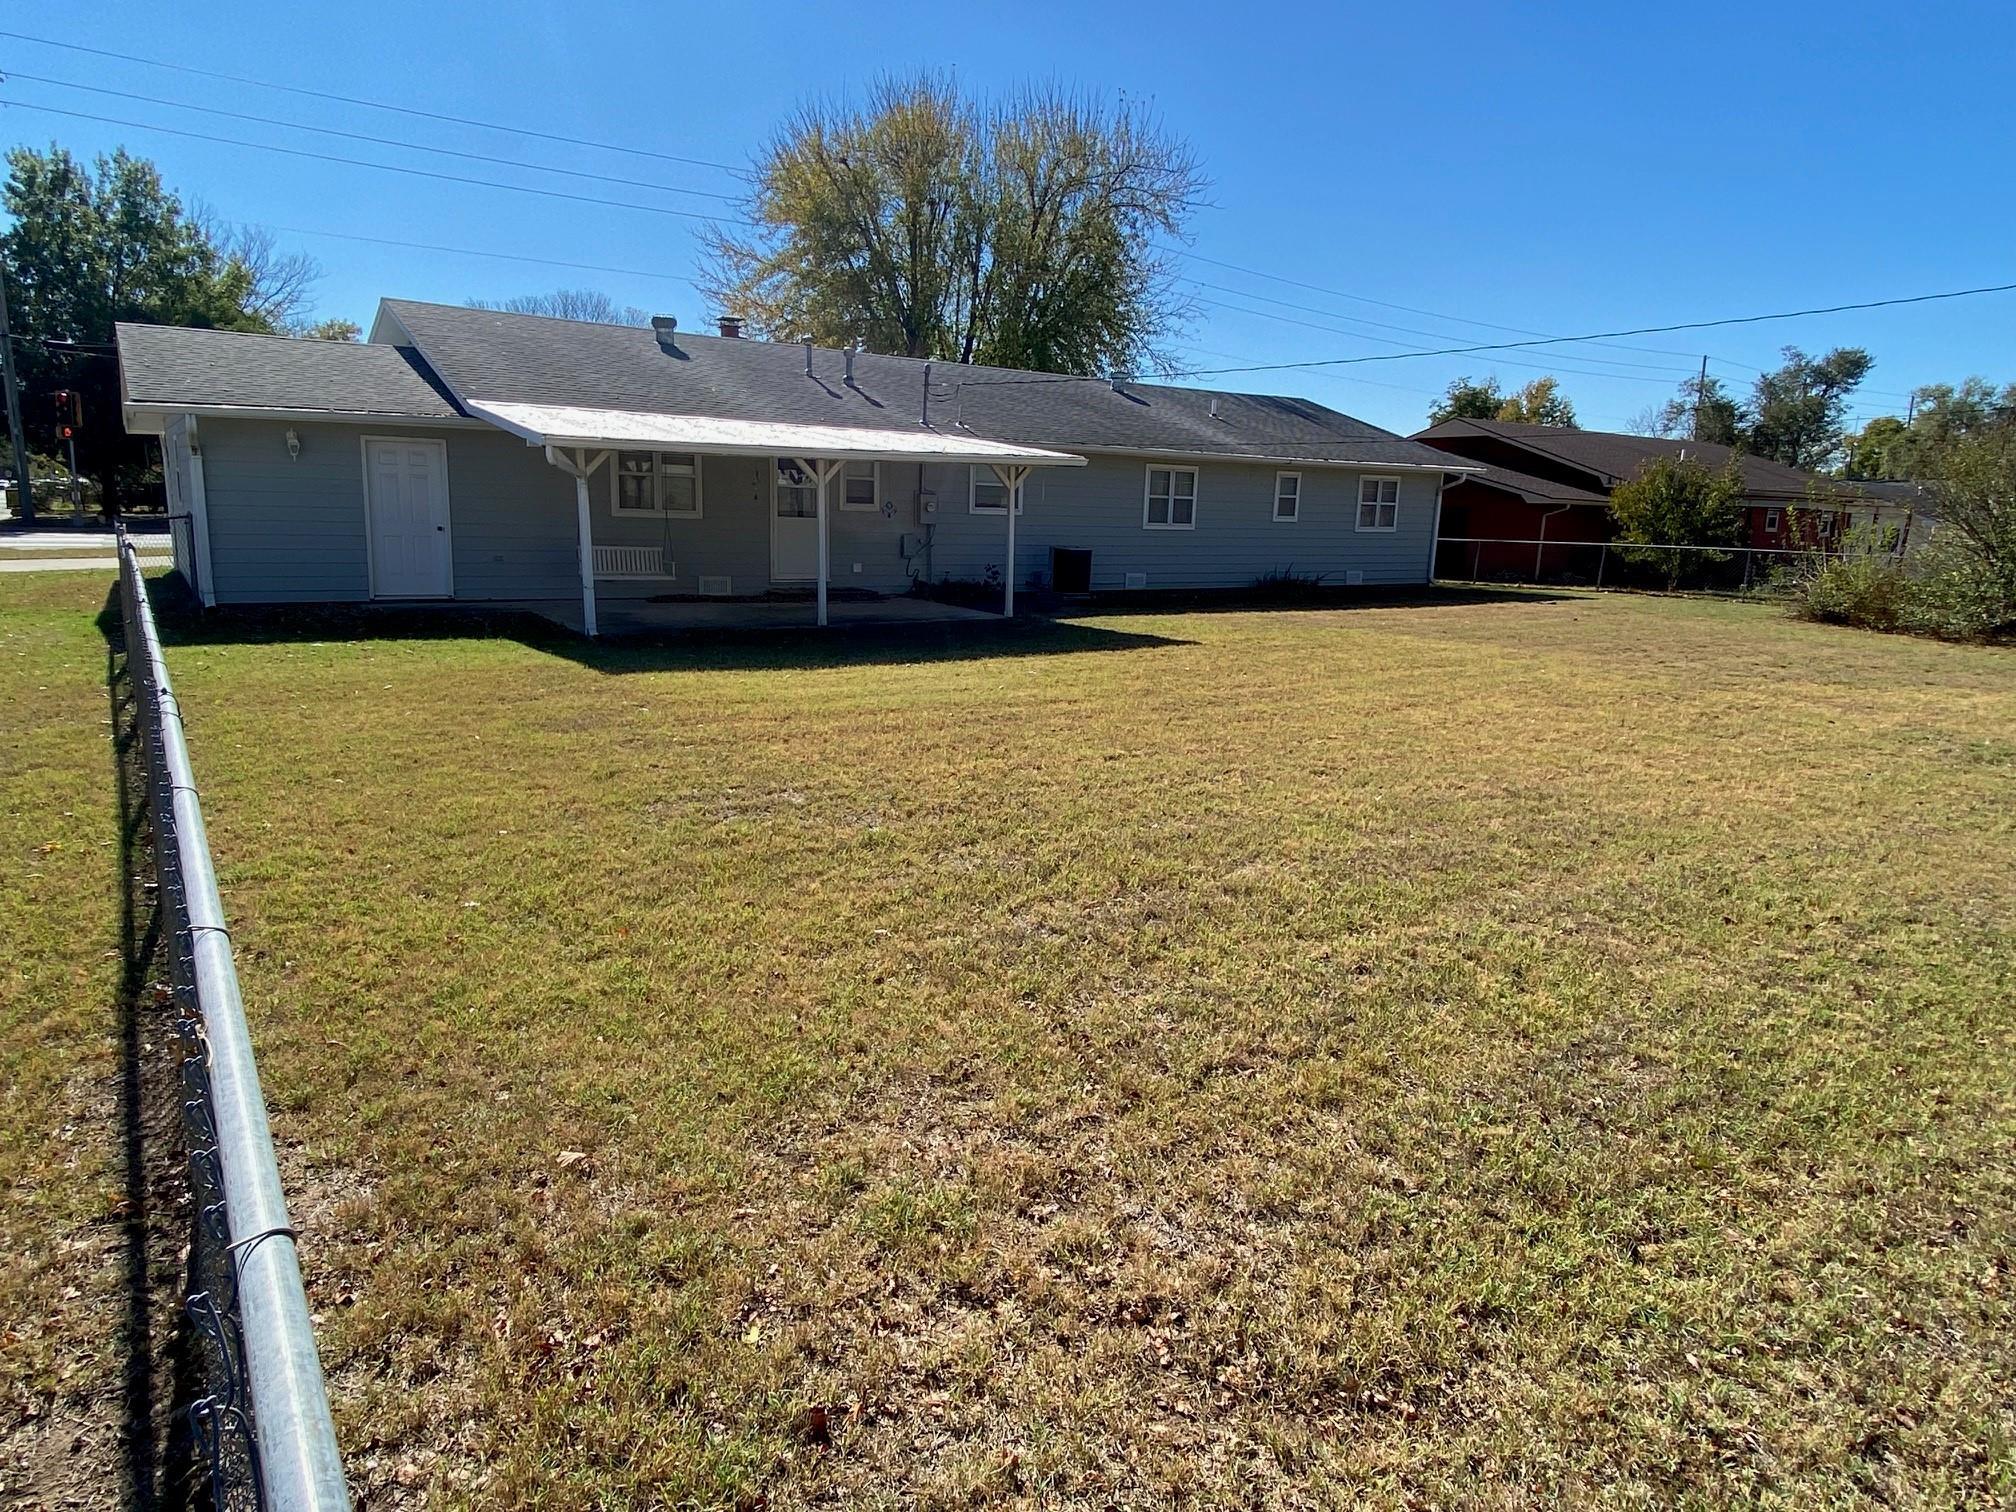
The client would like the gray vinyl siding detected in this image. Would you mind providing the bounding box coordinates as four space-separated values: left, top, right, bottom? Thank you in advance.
201 419 373 602
588 453 770 599
920 452 1441 591
195 420 1439 608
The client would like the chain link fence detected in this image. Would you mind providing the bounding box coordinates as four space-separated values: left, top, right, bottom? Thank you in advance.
118 528 351 1511
1433 536 1871 595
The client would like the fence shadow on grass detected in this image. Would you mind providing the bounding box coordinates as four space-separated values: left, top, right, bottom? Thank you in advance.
102 597 203 1511
111 573 1198 675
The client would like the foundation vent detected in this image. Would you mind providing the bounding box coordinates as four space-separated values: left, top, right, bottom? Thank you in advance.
1124 571 1149 590
698 574 734 597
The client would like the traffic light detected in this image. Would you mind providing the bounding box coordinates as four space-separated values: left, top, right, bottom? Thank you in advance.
51 388 81 439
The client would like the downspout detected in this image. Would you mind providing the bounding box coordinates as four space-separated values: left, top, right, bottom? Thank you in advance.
1534 502 1572 580
1427 472 1449 585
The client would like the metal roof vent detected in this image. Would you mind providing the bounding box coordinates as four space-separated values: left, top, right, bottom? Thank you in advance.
1209 396 1220 419
650 315 679 351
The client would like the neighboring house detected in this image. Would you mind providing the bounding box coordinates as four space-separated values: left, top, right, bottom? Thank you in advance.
116 301 1470 633
1428 458 1611 580
1413 419 1917 572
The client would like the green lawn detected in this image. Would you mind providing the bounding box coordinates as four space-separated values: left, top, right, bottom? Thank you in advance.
4 572 2013 1508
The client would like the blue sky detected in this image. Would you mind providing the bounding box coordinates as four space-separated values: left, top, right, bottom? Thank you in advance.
2 1 2011 434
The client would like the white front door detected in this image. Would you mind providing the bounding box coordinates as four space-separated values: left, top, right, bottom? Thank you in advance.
771 459 820 582
364 437 453 597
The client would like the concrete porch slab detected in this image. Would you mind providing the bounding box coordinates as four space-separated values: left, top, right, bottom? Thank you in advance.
503 594 1004 635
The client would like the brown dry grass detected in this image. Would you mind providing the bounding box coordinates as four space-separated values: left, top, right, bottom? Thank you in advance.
3 573 2013 1507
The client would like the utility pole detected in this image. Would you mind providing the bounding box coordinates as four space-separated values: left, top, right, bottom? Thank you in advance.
1691 355 1708 442
0 254 30 523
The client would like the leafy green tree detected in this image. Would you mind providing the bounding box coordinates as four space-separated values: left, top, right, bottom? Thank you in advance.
1843 414 1908 478
1641 351 1870 468
1495 375 1577 427
1 144 275 502
1427 376 1506 424
1918 420 2016 631
701 74 1204 375
1645 372 1744 446
1747 346 1873 471
1609 456 1746 588
298 317 361 342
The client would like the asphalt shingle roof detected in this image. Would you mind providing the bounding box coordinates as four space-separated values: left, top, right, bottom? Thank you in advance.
1414 418 1867 501
116 322 464 419
375 299 1461 469
1446 459 1610 504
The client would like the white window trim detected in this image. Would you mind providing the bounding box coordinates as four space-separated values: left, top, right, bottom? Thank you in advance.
1355 475 1401 533
968 464 1021 514
610 450 704 519
839 460 881 513
1764 508 1782 532
1142 464 1199 530
1274 471 1301 523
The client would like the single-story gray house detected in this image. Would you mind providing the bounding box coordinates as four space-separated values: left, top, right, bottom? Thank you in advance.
117 301 1472 633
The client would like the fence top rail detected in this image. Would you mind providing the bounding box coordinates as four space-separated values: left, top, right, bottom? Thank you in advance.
1437 536 1891 556
117 529 351 1511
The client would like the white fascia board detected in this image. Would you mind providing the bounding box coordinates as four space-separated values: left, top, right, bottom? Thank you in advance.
466 399 1086 468
122 402 483 433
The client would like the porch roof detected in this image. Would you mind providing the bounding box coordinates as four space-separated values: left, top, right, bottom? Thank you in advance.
464 399 1086 468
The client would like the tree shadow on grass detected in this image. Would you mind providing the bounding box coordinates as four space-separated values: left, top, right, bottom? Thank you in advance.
117 573 1198 675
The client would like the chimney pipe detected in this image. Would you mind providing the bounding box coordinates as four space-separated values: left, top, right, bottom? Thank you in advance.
844 346 856 387
717 315 743 339
650 314 678 347
803 339 814 378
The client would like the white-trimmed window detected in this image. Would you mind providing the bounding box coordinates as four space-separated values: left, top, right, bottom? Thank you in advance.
1764 507 1782 533
1274 471 1301 522
841 460 880 512
969 465 1021 513
612 450 702 517
1144 465 1198 529
1356 476 1400 531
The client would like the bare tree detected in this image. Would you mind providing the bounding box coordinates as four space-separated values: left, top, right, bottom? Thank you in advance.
466 288 653 325
190 210 324 330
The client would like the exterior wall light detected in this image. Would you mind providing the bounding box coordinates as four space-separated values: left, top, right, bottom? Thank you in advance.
285 428 302 461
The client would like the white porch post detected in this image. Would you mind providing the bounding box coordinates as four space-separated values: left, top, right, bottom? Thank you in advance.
547 445 610 636
574 471 597 638
992 464 1028 618
799 457 843 627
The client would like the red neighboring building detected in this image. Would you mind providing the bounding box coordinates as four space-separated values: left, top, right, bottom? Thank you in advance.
1413 419 1911 578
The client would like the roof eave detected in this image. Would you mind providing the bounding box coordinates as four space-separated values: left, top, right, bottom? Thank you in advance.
122 401 482 433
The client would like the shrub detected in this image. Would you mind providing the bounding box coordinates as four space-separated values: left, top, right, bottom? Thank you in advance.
1799 553 1912 632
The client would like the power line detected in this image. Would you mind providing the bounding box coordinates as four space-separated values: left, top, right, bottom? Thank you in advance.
946 278 2016 390
1182 278 1699 379
0 100 754 228
252 222 707 290
1166 244 1728 365
0 70 741 203
1173 280 2016 380
1185 291 1699 386
0 28 746 175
